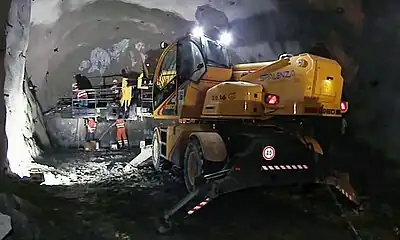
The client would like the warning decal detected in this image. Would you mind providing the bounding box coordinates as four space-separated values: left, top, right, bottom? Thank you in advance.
262 146 275 161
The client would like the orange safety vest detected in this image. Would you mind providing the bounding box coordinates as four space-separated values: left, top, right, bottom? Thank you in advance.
76 90 88 99
115 119 125 128
87 119 96 133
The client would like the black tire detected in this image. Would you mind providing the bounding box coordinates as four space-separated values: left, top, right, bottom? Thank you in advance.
183 137 226 192
152 129 163 171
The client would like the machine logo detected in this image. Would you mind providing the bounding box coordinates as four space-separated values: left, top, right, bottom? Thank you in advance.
260 70 295 81
227 92 236 100
262 146 275 161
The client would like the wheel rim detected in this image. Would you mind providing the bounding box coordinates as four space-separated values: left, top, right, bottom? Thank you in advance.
152 132 160 168
187 152 199 186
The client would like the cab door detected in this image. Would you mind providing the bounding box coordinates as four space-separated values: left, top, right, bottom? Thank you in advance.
175 37 207 117
152 44 178 118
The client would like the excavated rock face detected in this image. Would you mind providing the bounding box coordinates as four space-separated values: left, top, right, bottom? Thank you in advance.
0 0 50 177
4 0 49 177
27 1 191 111
0 0 12 175
310 0 400 158
26 1 191 148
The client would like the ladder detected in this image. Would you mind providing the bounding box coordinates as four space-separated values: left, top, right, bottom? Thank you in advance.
140 86 152 108
159 127 168 160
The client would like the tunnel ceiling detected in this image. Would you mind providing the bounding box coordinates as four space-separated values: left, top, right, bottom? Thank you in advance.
26 0 277 110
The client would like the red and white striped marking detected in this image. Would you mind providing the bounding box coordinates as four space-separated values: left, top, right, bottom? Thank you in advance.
261 164 308 171
187 198 210 215
335 186 355 201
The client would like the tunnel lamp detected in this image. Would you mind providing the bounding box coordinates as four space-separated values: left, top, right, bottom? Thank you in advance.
191 26 204 38
218 31 233 46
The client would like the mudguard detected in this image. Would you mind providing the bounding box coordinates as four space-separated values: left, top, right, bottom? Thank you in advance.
298 135 323 155
189 132 227 162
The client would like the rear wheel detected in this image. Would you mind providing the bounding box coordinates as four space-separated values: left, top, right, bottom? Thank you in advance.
183 137 226 192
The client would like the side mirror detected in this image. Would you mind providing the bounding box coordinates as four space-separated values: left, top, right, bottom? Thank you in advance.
160 41 168 49
190 63 205 82
196 63 204 70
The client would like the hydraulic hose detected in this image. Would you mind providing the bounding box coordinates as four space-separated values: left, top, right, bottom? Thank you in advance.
98 122 117 142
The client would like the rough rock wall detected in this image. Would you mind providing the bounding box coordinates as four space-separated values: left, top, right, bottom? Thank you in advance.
343 0 400 158
4 0 50 177
0 0 13 175
22 77 50 151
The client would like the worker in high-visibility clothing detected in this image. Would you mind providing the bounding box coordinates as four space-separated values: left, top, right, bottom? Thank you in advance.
115 118 128 148
111 79 120 102
120 77 132 114
72 83 88 107
85 118 97 151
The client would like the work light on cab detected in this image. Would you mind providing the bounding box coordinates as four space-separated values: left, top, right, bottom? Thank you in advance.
191 26 204 38
218 31 233 46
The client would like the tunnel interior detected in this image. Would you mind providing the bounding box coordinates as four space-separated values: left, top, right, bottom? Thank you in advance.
0 0 400 239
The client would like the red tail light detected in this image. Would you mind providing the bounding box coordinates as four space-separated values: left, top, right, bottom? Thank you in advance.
340 100 348 114
179 118 192 124
265 94 279 105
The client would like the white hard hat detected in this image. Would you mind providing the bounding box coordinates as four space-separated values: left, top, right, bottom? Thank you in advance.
113 79 117 83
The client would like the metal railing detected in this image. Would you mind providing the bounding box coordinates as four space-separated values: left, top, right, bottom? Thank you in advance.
52 85 154 118
72 88 120 117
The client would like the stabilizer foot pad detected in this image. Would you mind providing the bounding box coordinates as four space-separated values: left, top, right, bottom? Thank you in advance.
156 217 173 235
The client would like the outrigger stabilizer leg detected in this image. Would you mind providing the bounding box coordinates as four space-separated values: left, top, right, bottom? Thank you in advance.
322 171 360 206
322 171 364 240
156 169 231 234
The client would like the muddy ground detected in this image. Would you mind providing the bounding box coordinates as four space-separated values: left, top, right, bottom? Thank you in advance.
2 142 400 240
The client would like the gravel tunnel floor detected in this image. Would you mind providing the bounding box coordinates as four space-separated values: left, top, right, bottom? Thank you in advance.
3 147 400 240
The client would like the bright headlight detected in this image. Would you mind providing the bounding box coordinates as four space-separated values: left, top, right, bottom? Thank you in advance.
218 31 233 45
191 26 204 38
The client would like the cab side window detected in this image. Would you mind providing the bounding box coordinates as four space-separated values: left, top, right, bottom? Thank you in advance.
156 47 177 90
178 39 205 83
153 46 178 112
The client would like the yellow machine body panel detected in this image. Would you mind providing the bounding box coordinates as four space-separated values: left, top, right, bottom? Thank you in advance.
178 67 232 118
202 53 344 118
150 34 344 120
152 63 231 119
202 81 264 118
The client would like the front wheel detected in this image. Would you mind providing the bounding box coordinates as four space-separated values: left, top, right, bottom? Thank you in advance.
183 137 226 192
152 129 163 171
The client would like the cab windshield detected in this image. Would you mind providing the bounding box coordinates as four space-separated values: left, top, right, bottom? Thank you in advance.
202 37 230 68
